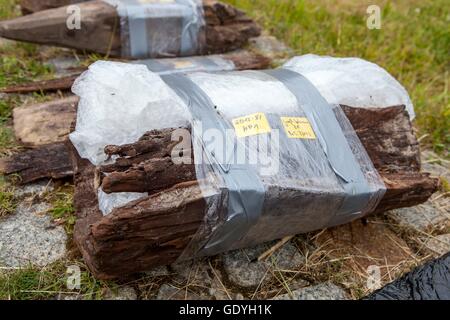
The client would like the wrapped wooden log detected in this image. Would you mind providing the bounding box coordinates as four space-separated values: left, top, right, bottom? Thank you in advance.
0 51 271 94
70 105 439 279
0 0 261 58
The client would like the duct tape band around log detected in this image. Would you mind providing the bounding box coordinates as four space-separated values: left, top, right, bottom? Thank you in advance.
161 73 266 257
265 68 377 225
103 0 205 58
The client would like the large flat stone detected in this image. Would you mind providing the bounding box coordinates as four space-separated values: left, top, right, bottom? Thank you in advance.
222 241 305 289
0 202 67 267
390 201 449 232
272 282 348 300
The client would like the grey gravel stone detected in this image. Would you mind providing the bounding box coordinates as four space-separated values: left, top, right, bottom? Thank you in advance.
55 294 83 300
0 202 67 267
222 241 305 289
422 162 450 181
421 151 450 180
171 260 235 300
145 265 171 278
0 37 15 48
171 259 212 284
103 286 138 300
390 201 449 232
45 56 81 77
422 234 450 256
14 180 54 199
157 284 205 300
272 282 348 300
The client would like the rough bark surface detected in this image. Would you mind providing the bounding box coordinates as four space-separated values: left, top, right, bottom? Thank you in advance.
0 142 72 184
70 105 439 279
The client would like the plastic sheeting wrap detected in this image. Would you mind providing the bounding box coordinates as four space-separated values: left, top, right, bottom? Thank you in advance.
103 0 205 58
284 54 415 119
365 253 450 300
69 54 414 259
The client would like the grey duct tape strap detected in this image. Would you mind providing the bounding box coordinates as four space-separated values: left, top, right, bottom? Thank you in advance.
265 68 373 225
103 0 205 58
161 74 266 256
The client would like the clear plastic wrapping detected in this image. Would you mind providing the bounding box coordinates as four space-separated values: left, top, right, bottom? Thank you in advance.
170 70 386 258
103 0 205 58
70 55 396 256
284 54 415 119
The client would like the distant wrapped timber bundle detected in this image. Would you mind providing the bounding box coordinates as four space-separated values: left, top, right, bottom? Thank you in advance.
0 0 261 58
0 51 271 94
65 56 437 279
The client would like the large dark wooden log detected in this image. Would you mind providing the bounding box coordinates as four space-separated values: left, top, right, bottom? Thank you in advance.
70 105 439 279
0 0 261 58
0 51 270 94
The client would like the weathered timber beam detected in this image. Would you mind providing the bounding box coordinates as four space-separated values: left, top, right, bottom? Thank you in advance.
70 105 439 279
0 142 73 184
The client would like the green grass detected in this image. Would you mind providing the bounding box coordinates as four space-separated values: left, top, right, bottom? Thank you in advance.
0 261 114 300
0 43 53 88
0 177 16 217
225 0 449 155
0 0 19 19
47 186 76 235
0 0 53 88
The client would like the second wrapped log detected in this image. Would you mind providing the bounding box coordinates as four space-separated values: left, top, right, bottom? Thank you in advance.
0 0 261 58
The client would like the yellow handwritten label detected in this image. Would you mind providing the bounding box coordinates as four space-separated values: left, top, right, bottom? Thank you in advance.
171 60 195 69
281 117 316 139
232 113 271 138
